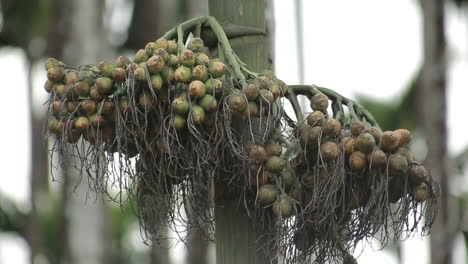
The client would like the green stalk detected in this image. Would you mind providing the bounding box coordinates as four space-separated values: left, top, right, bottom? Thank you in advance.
287 85 380 128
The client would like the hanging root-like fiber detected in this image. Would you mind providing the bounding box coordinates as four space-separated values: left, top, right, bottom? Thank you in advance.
42 16 439 264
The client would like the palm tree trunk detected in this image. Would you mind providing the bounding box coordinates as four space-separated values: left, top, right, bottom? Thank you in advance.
47 0 111 263
209 1 272 263
420 1 456 264
27 56 49 263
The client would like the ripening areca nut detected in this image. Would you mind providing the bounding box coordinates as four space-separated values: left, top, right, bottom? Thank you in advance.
95 77 114 95
190 105 206 125
44 80 53 93
47 67 65 83
188 80 206 99
205 79 223 96
366 126 383 143
265 156 285 173
409 164 429 184
242 101 259 117
67 101 78 113
258 184 278 205
170 115 186 129
74 81 90 97
180 49 196 67
147 55 165 74
98 99 115 116
162 67 176 85
367 149 387 168
168 54 179 67
65 72 79 84
192 65 209 82
175 66 192 83
49 119 62 135
257 76 270 89
138 91 155 110
265 143 282 157
396 147 414 162
150 74 163 92
171 95 190 115
395 129 411 148
341 137 355 157
307 111 325 127
380 131 400 152
99 61 116 78
228 92 248 112
349 151 367 170
323 118 342 137
133 67 147 81
74 116 90 133
154 48 169 63
196 53 210 66
310 93 329 112
166 40 178 54
134 49 149 63
116 56 131 68
250 146 268 164
277 79 289 95
258 89 274 104
412 182 428 202
81 99 97 115
320 141 340 162
243 82 260 101
354 133 376 154
154 38 168 50
53 84 66 98
388 154 408 175
44 58 65 70
272 196 293 218
303 126 322 149
268 81 282 99
112 68 126 84
350 121 365 137
90 88 104 102
198 94 218 113
89 113 105 127
145 42 156 55
187 38 205 53
208 60 226 78
118 96 131 114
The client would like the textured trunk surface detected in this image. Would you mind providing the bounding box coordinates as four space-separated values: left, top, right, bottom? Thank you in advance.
28 59 50 264
48 0 111 263
209 0 271 263
184 1 212 263
420 1 455 264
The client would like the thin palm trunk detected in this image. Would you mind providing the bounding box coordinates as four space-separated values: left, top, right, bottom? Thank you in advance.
47 0 111 263
420 1 456 263
209 1 272 263
27 56 50 263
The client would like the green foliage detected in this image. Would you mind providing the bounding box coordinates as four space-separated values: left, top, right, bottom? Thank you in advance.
0 0 50 51
357 73 419 132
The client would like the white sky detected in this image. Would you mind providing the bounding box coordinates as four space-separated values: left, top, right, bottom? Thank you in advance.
1 0 468 263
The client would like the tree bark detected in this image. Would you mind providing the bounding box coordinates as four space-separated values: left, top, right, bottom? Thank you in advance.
125 0 178 50
209 0 272 263
47 0 111 263
27 58 50 263
419 1 456 264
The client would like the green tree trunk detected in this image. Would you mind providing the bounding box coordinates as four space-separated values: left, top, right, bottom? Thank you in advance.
209 1 272 263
